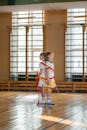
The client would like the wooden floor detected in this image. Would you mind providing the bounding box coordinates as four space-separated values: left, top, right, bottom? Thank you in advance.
0 92 87 130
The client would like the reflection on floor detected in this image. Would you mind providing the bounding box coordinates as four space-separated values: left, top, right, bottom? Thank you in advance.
0 92 87 130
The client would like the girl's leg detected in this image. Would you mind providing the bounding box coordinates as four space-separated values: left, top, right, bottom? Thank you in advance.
41 87 45 103
47 88 55 105
44 87 48 104
41 87 45 98
44 87 51 104
47 88 52 103
37 81 46 104
37 87 42 104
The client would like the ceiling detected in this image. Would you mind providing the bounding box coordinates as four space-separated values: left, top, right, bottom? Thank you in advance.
0 1 87 12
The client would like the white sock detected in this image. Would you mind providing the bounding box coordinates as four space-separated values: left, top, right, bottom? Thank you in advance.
47 97 52 103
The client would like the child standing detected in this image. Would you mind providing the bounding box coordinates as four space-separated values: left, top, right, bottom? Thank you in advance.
37 52 46 104
45 52 56 105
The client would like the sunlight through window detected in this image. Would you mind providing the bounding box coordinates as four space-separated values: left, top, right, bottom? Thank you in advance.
10 11 44 80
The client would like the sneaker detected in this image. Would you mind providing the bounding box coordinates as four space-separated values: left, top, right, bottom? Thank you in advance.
42 99 46 104
37 99 45 105
47 102 55 105
47 98 55 105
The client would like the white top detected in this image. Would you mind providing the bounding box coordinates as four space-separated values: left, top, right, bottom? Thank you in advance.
39 61 46 78
46 61 55 79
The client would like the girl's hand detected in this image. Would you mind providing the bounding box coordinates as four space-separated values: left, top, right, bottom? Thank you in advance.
46 79 50 86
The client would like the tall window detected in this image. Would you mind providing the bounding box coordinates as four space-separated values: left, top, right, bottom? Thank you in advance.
10 11 44 80
65 8 87 81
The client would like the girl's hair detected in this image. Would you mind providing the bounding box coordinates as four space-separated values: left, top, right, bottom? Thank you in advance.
40 52 43 56
46 51 53 61
40 52 47 60
40 51 53 61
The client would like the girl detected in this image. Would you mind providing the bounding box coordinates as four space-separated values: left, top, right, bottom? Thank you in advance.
45 52 56 105
37 52 46 104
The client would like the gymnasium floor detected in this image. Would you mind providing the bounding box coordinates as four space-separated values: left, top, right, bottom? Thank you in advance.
0 92 87 130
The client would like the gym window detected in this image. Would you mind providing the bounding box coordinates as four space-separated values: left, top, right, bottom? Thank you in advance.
10 11 44 80
65 8 87 81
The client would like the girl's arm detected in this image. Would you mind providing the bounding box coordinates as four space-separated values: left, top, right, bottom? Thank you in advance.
38 62 43 77
38 69 43 77
45 68 50 85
